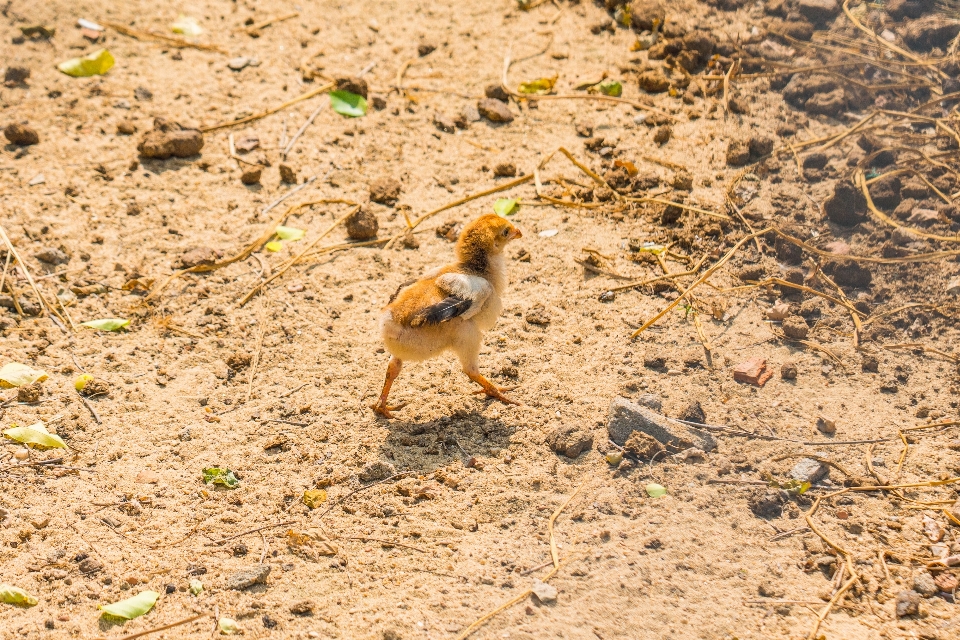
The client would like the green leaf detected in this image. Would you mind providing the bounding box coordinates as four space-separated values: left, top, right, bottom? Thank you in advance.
275 225 305 241
189 579 203 596
99 590 159 620
58 49 115 77
518 75 557 95
80 318 130 332
3 423 67 450
265 241 283 252
219 617 240 634
0 362 48 388
494 198 519 217
645 483 667 498
0 585 38 607
302 489 327 509
202 467 239 488
598 80 622 97
171 15 202 37
329 91 367 117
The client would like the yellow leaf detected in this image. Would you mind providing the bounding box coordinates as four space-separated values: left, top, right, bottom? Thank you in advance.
0 363 48 388
275 226 305 241
75 374 95 391
58 49 115 77
265 241 283 252
3 423 67 450
0 585 38 607
518 75 558 95
302 489 327 509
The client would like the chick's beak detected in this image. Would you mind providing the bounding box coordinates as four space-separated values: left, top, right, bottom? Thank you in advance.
510 227 522 240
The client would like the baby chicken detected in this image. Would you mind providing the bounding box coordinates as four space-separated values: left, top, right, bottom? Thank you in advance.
372 214 523 418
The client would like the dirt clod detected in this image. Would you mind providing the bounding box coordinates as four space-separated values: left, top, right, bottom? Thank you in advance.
335 76 368 99
895 590 921 617
17 382 42 403
178 247 223 269
138 118 203 159
369 177 402 205
545 425 594 458
477 98 514 123
279 163 297 184
494 162 517 177
781 315 809 339
226 565 271 590
4 123 39 146
346 208 379 240
240 166 262 184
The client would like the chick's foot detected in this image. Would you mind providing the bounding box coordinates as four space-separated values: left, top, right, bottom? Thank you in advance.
467 373 521 406
371 401 408 419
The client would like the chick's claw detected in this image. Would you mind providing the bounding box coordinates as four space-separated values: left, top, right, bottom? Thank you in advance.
371 401 408 419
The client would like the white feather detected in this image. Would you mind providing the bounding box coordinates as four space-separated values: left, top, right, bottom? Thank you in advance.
435 273 492 320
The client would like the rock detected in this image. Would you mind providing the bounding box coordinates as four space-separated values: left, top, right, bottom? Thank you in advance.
796 0 839 24
816 415 837 434
653 125 672 145
782 316 809 339
346 208 378 240
225 565 271 590
531 580 557 604
638 70 670 93
676 401 706 425
235 133 259 153
935 572 959 593
116 120 136 135
138 118 203 159
17 382 41 403
228 57 251 71
870 175 902 209
576 121 594 137
335 76 368 99
749 489 785 518
178 247 223 269
35 247 69 265
913 572 938 598
895 590 920 617
824 181 867 226
790 458 828 483
4 66 30 85
4 123 39 146
433 112 456 133
279 163 296 184
369 177 402 205
484 84 510 102
907 208 940 227
525 304 551 325
461 103 481 123
607 397 716 451
78 557 103 574
290 599 315 616
781 362 798 380
477 98 514 123
726 140 751 166
545 425 593 459
240 167 262 185
904 16 960 52
733 358 773 386
494 162 517 177
360 461 396 482
417 43 436 57
947 276 960 296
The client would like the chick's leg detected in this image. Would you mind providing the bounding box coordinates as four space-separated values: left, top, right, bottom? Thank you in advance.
371 357 407 419
465 370 520 405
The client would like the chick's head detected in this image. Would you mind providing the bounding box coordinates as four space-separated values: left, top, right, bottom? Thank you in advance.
456 214 522 260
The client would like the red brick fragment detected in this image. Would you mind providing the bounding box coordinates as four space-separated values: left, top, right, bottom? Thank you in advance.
733 358 773 386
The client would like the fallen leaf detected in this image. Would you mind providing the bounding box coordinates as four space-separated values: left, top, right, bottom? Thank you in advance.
329 91 367 117
99 590 159 620
219 618 240 635
286 529 338 556
171 15 202 37
493 198 519 217
518 75 557 95
598 79 622 97
74 373 94 391
58 48 115 77
765 302 791 321
189 579 203 595
0 585 38 607
0 362 48 388
275 225 305 241
613 159 638 176
302 489 327 509
80 318 130 331
202 467 239 488
265 241 283 252
645 483 667 498
122 278 155 292
3 423 67 450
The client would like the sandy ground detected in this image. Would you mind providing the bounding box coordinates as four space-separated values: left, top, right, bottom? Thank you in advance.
1 0 959 639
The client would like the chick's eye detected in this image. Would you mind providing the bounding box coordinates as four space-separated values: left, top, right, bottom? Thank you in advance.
502 228 510 237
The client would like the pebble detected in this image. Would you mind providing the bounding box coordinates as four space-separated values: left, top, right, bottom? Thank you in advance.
346 208 379 240
240 167 262 185
815 414 837 434
433 112 456 133
228 57 251 71
359 460 396 482
35 247 69 265
790 458 829 483
531 580 557 604
477 98 514 123
544 425 593 459
117 120 136 135
912 572 938 598
895 590 920 617
138 118 204 159
279 163 297 184
225 564 271 590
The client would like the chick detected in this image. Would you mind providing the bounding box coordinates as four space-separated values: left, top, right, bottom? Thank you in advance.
372 214 523 418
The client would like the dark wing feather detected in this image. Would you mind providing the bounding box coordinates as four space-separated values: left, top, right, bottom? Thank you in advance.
411 295 473 326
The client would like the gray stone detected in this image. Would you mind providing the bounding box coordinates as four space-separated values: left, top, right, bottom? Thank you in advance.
895 590 920 617
607 397 716 451
35 247 69 265
912 572 938 598
531 579 557 603
636 394 662 412
477 98 514 124
790 458 829 484
225 564 271 590
797 0 839 24
228 57 251 71
360 461 396 482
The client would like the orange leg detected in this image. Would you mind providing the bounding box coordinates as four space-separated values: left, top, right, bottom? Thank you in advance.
371 357 407 419
466 371 521 406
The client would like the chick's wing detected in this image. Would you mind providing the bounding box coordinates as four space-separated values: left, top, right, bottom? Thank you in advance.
410 273 492 327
